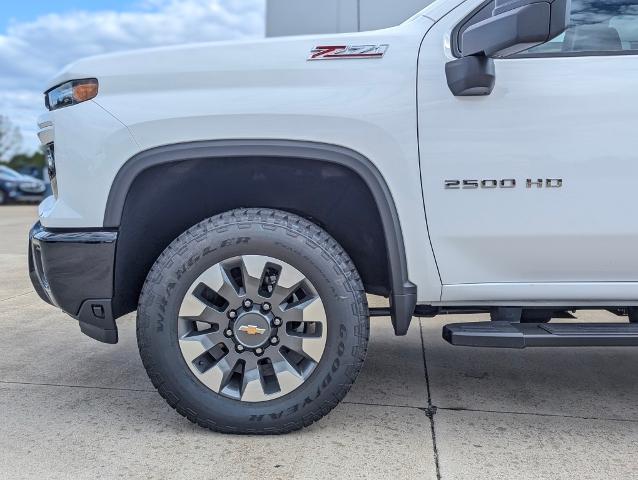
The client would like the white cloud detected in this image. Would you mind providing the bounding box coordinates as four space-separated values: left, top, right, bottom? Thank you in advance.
0 0 265 152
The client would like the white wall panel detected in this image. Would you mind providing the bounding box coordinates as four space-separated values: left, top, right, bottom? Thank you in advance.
266 0 433 37
359 0 432 31
266 0 358 37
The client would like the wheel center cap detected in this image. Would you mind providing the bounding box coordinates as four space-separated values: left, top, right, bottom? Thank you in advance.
233 313 272 348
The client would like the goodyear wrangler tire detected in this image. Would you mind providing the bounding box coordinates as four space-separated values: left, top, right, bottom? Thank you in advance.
137 208 369 434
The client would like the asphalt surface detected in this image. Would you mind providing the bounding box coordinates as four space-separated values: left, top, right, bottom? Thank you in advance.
1 205 637 479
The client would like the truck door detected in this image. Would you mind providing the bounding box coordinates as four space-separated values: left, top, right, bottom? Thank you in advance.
418 0 638 302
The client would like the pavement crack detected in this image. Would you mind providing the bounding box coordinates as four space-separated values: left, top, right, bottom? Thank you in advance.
424 405 438 418
342 400 425 410
427 412 442 480
437 405 638 424
419 319 442 480
0 380 156 394
0 291 33 303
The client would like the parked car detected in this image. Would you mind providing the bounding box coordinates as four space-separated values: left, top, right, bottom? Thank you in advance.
0 165 46 204
28 0 638 434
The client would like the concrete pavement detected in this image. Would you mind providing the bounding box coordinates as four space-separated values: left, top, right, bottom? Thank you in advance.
1 206 637 479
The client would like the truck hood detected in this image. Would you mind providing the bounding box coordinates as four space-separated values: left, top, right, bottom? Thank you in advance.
44 18 431 93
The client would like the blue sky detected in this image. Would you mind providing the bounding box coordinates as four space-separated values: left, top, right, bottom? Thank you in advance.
0 0 265 154
1 1 136 31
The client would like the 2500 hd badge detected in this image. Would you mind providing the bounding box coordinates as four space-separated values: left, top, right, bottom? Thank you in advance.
444 178 564 189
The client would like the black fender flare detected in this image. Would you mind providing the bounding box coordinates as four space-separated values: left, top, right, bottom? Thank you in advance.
104 140 416 334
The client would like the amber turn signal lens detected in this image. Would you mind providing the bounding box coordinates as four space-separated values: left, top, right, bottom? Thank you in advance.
45 78 99 111
73 80 99 103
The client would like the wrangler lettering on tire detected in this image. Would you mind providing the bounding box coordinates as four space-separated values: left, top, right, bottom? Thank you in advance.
136 208 370 434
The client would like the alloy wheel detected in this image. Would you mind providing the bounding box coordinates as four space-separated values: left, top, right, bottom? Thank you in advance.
177 255 327 402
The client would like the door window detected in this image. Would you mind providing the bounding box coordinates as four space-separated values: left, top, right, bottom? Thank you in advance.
524 0 638 56
455 1 638 57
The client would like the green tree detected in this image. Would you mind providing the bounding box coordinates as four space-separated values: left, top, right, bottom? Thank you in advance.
8 151 46 176
0 115 23 162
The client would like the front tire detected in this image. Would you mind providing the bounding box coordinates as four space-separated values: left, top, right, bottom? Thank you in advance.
137 208 369 434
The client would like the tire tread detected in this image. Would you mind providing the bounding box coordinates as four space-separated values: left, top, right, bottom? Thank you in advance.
136 208 369 434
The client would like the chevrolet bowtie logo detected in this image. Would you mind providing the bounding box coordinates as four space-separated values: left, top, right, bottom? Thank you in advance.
238 325 266 336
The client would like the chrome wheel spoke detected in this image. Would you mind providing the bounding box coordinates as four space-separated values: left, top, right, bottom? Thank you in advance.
216 350 248 400
279 296 327 363
179 303 229 329
272 345 317 379
264 261 306 306
178 329 226 365
269 349 307 389
270 280 315 312
179 265 232 319
179 270 223 318
178 328 231 392
178 278 232 336
276 261 306 290
178 288 207 318
217 261 245 303
240 255 272 299
240 356 274 401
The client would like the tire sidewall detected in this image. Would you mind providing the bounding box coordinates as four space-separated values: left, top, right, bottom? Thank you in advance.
138 215 367 432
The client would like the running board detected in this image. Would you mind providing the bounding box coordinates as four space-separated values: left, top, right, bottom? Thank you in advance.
442 322 638 348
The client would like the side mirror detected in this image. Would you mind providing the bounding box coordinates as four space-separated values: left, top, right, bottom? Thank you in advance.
446 0 571 96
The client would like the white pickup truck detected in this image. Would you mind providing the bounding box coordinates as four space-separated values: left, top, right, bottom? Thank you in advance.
29 0 638 433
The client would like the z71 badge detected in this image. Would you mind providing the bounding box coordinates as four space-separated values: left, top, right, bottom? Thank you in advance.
308 44 389 60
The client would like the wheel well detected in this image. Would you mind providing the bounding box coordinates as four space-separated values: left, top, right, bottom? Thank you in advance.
112 156 391 318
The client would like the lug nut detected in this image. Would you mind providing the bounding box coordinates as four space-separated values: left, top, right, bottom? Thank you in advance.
228 310 237 319
224 329 233 337
262 302 271 312
270 336 279 345
243 299 253 309
236 345 245 353
255 347 264 355
272 317 282 327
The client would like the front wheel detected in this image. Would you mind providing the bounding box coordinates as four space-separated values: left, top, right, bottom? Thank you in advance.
137 208 369 434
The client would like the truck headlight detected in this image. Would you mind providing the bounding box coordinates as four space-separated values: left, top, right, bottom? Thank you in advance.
45 79 99 111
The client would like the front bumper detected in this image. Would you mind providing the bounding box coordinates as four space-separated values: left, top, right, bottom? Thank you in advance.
28 222 119 343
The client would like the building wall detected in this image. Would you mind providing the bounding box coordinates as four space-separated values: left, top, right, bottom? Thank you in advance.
266 0 433 37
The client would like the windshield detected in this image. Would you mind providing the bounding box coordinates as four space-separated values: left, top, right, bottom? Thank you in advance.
0 166 21 179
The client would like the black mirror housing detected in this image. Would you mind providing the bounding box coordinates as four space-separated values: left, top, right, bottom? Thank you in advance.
463 0 571 58
494 0 571 39
445 56 496 97
445 0 571 96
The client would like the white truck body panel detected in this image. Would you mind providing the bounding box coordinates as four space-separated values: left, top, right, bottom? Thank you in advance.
38 15 444 302
36 0 638 305
418 0 638 303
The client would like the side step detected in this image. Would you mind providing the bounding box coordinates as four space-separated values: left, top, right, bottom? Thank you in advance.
442 322 638 348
